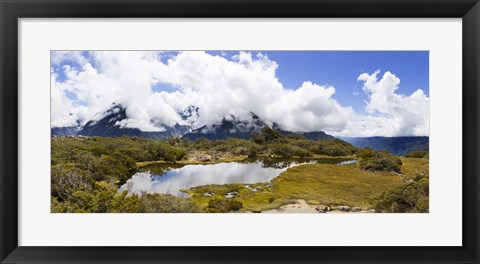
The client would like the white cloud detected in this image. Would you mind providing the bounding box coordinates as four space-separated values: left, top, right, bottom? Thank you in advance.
336 70 429 137
51 51 88 66
51 52 429 137
50 70 80 127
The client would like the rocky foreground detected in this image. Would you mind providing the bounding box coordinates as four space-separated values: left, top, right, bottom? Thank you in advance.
259 199 375 213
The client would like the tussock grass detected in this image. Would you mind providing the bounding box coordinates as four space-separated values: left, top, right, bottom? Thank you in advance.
400 157 429 180
186 162 407 212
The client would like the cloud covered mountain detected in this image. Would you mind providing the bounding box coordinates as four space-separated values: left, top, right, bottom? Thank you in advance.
52 104 337 141
75 104 191 140
182 112 266 140
50 51 429 137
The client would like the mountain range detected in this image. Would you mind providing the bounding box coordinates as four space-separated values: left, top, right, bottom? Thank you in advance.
182 112 266 140
341 136 429 156
51 104 429 155
50 126 80 137
51 104 337 141
76 105 191 140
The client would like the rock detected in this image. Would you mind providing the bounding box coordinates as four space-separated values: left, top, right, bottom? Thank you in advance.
315 206 327 213
197 154 211 162
295 199 308 205
337 205 350 211
225 191 238 198
315 205 329 212
351 207 361 212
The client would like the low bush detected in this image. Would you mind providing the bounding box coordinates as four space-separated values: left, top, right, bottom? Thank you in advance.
270 144 313 158
374 177 429 213
359 158 401 173
140 193 202 213
358 148 402 173
405 151 429 158
206 197 243 213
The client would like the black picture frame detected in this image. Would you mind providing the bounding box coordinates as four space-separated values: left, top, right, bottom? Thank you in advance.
1 0 479 263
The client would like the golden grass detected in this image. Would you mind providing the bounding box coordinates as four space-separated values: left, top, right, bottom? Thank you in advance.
257 153 356 159
400 157 429 180
185 157 428 212
266 163 403 209
185 163 401 212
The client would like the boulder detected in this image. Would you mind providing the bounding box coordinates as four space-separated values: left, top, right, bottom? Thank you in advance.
351 207 361 212
337 206 350 211
315 205 329 212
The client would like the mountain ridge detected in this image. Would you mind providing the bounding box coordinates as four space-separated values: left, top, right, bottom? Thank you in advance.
52 104 340 142
341 136 429 156
76 105 190 140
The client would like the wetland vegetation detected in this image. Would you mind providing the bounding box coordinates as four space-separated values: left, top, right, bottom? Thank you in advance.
51 128 429 213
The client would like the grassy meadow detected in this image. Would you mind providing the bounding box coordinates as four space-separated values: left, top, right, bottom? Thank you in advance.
51 128 429 213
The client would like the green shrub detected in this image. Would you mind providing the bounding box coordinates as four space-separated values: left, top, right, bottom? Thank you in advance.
359 158 401 173
374 177 429 213
247 146 259 158
207 197 243 213
250 132 265 144
285 134 307 140
140 193 202 213
357 149 402 173
309 139 356 156
228 200 243 211
232 146 248 156
194 137 214 150
405 151 429 158
414 173 428 182
357 147 378 159
270 144 312 158
51 164 93 202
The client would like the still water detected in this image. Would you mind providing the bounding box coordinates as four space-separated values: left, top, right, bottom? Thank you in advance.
119 158 353 197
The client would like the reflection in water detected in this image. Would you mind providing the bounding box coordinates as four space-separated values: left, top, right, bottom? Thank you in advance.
252 157 350 169
119 157 354 197
119 161 300 197
338 160 357 165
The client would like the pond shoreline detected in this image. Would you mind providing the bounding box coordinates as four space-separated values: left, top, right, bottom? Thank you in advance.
136 151 356 168
136 151 249 167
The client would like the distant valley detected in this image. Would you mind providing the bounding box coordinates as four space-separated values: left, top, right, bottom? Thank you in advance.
341 136 429 156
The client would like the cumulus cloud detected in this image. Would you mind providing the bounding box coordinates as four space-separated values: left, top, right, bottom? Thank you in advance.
337 70 429 137
51 51 353 133
51 69 80 127
51 51 88 66
50 51 429 137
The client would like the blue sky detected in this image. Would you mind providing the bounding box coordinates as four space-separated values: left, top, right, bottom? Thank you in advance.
207 51 429 113
51 50 429 136
53 50 429 113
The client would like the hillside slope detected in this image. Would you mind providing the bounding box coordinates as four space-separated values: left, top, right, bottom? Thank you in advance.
342 136 429 156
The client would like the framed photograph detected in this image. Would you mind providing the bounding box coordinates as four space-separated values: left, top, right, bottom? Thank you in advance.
1 0 479 263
